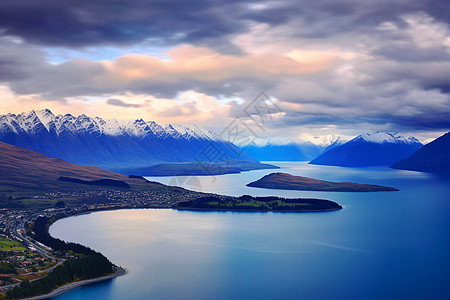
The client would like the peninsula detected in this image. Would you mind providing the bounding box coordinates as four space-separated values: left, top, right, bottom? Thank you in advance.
175 195 342 212
246 172 399 192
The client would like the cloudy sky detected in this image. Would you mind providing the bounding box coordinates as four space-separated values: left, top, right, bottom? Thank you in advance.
1 0 449 142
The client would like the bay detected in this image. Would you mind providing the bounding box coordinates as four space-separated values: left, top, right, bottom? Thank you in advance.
49 162 450 299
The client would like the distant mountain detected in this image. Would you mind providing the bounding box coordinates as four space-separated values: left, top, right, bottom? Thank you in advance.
241 136 346 161
320 135 348 154
390 132 450 174
309 132 423 167
123 160 279 176
0 141 148 190
0 109 255 170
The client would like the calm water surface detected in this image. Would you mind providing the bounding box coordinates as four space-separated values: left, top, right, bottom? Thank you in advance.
49 162 450 299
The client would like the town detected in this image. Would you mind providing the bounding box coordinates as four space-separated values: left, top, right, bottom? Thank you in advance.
0 188 230 296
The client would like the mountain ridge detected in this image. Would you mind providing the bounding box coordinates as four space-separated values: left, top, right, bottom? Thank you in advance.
309 132 423 167
1 109 221 140
390 131 450 174
0 109 256 169
242 136 346 161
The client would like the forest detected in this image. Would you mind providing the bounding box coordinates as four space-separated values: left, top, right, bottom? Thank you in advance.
176 195 342 211
4 254 113 299
2 216 115 299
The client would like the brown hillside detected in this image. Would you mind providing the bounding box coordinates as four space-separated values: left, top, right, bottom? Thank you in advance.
0 141 138 190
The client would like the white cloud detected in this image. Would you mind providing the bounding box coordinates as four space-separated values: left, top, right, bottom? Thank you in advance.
402 13 450 49
1 7 450 141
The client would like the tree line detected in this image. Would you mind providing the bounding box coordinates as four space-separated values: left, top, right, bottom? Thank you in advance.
29 216 97 255
4 254 113 299
2 216 115 299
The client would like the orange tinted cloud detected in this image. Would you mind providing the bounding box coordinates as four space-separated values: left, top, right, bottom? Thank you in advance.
101 45 336 85
0 86 231 126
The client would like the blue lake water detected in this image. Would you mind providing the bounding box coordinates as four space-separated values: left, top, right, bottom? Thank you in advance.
49 162 450 299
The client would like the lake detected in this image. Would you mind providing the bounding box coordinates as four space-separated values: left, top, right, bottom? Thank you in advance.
49 162 450 299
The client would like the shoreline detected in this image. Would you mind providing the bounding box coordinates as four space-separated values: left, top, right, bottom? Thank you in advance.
246 185 399 192
16 207 133 300
18 196 338 299
23 266 127 300
176 207 342 213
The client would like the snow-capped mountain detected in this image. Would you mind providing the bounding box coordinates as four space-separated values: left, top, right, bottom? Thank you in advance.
241 136 346 161
309 131 423 167
0 109 253 170
353 132 421 144
294 135 348 148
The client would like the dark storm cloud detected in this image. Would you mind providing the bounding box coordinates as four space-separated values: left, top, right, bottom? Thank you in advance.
0 0 449 49
0 0 246 48
273 86 450 132
373 44 450 63
243 0 450 39
388 112 450 129
422 0 450 23
107 99 142 108
8 57 106 99
268 102 450 133
0 37 49 81
426 83 450 94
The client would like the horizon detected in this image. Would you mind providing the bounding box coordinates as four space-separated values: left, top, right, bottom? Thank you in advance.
1 1 449 142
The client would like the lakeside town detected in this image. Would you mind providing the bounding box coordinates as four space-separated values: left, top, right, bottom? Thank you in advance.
0 187 230 297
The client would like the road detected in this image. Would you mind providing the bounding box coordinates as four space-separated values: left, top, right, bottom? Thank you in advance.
0 212 64 292
8 213 52 258
19 259 65 275
0 259 64 290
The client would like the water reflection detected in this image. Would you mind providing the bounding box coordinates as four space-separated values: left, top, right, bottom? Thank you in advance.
50 162 450 300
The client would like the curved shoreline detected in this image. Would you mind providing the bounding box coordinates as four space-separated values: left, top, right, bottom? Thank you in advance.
17 209 130 300
20 199 340 299
176 207 342 212
23 266 127 300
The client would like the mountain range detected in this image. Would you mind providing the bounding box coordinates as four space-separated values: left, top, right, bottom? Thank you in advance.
391 131 450 175
3 110 441 174
0 109 256 171
241 136 346 161
309 132 423 167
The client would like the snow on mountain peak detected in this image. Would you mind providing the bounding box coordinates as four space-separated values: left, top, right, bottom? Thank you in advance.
147 121 165 137
164 124 181 138
0 109 221 142
251 136 343 147
33 109 55 131
171 124 195 140
171 124 219 141
355 132 421 144
248 132 421 148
